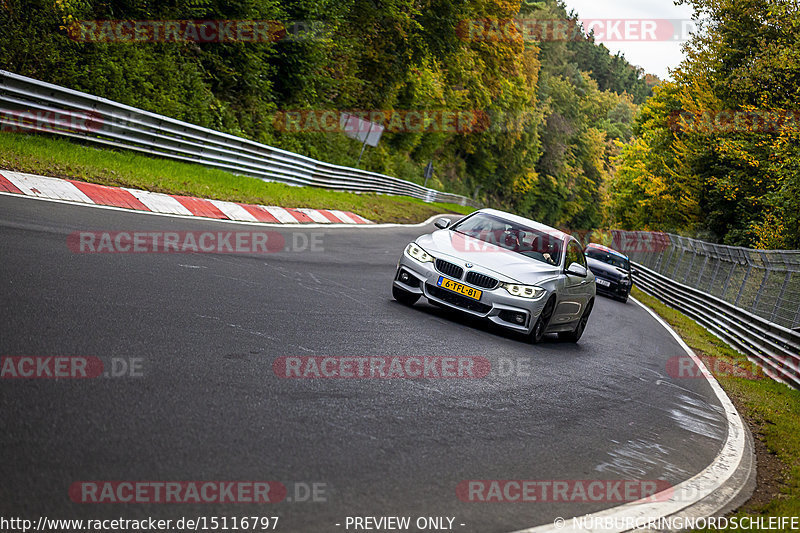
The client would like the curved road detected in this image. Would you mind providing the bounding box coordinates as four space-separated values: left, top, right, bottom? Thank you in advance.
0 194 729 532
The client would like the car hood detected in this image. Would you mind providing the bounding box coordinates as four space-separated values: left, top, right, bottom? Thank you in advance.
587 257 629 280
416 231 560 283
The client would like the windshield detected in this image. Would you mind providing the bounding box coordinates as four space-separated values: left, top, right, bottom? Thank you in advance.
451 213 563 266
586 248 630 270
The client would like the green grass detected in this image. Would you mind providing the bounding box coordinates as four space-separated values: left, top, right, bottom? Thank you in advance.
631 286 800 530
0 132 475 223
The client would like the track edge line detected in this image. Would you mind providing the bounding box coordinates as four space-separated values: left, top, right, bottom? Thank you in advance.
510 296 755 533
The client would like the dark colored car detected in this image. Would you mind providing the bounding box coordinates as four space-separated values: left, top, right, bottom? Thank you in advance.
584 243 632 303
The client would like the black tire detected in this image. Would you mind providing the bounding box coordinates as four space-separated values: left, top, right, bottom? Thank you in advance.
393 285 420 306
530 296 556 344
559 299 594 343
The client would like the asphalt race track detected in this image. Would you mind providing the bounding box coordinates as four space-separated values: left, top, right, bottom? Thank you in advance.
0 194 730 532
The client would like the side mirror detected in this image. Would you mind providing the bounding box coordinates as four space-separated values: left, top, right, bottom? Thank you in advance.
434 218 451 229
566 263 587 277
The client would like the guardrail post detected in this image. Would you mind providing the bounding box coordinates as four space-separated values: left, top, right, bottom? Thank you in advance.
653 245 665 271
735 265 752 307
751 269 770 313
672 248 685 279
663 242 676 275
684 245 698 285
633 260 800 390
655 244 672 272
793 280 800 329
0 69 478 207
697 254 710 287
647 236 661 269
721 262 736 301
723 248 747 301
771 271 792 324
708 256 722 294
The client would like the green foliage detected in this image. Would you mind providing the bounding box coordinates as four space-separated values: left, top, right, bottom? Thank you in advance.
0 131 474 223
1 0 653 228
634 286 800 529
612 0 800 248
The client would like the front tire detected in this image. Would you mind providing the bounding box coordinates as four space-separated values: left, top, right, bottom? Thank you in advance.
559 299 594 343
393 285 420 306
530 296 556 344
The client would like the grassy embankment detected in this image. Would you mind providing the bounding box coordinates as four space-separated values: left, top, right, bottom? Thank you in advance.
631 286 799 530
0 132 475 224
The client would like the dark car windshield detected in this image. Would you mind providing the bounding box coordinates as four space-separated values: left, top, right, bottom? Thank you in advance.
586 248 630 270
451 213 562 266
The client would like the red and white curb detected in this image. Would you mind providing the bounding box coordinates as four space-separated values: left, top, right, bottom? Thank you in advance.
515 299 754 533
0 170 372 225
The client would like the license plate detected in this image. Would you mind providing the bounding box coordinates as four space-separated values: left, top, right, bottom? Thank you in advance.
596 278 611 287
437 276 482 300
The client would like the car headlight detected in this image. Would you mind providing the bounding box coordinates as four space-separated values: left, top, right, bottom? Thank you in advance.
405 243 434 263
501 283 546 299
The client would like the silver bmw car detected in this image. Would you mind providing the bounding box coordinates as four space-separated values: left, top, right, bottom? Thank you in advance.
392 208 596 343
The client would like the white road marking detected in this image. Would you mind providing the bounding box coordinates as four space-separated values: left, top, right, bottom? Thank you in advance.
328 209 358 224
516 297 751 533
0 191 447 229
208 199 259 222
4 172 94 204
124 189 193 215
297 208 331 223
263 206 300 224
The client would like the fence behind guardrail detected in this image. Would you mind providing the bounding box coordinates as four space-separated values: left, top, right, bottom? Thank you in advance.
0 70 480 208
612 231 800 330
605 230 800 389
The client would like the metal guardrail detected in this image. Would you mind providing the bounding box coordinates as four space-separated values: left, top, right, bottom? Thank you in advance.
0 70 480 208
603 230 799 389
609 230 800 330
632 261 800 389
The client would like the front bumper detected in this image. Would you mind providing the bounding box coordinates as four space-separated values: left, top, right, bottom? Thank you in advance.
393 255 548 334
593 274 631 299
